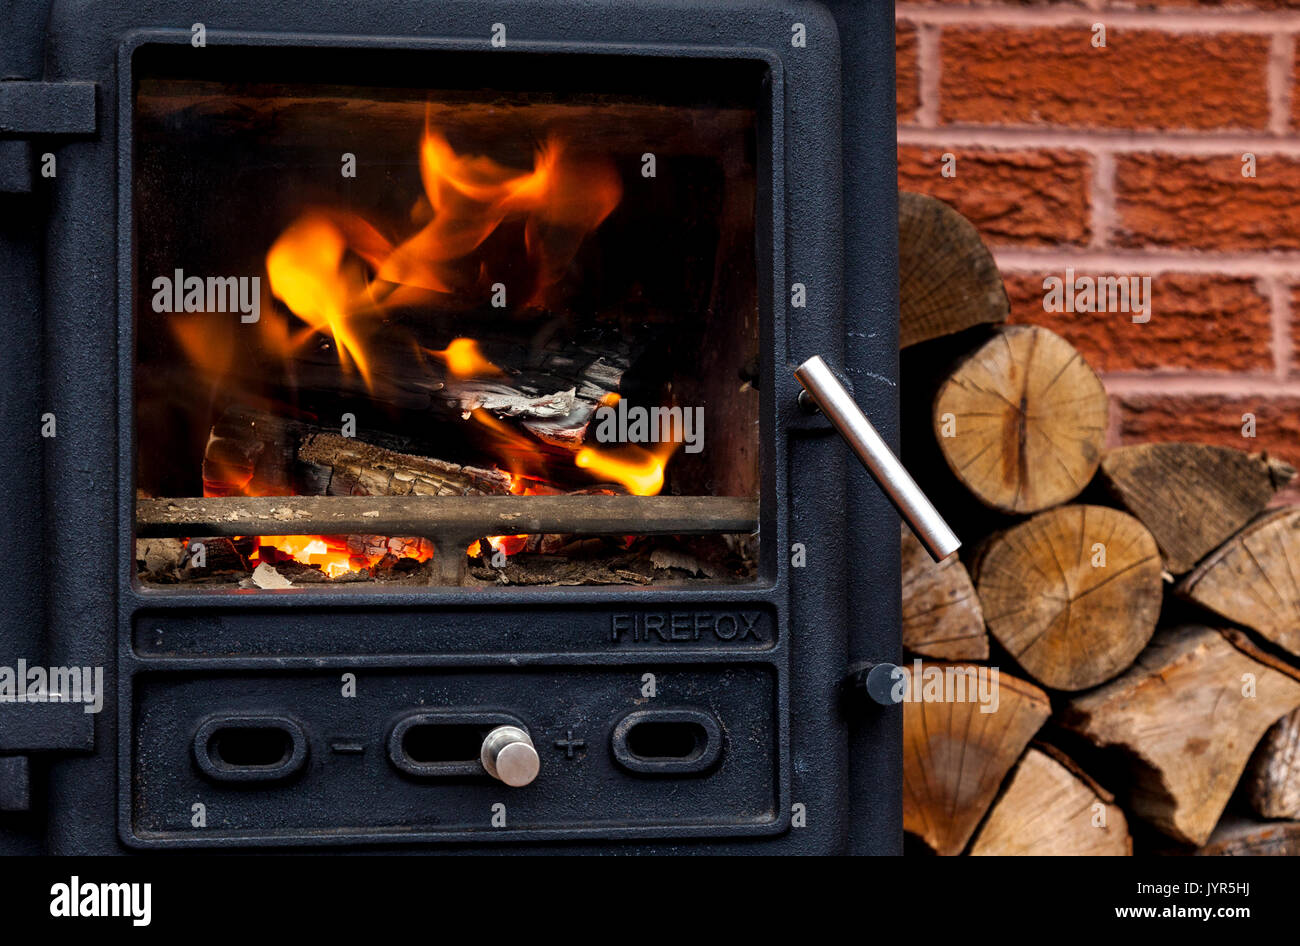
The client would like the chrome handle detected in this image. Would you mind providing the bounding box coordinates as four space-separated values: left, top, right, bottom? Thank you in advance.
794 355 960 562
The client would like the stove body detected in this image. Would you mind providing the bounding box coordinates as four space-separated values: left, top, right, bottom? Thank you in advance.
0 0 901 854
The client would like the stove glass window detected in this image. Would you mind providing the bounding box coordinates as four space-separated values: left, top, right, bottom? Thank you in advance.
132 46 761 590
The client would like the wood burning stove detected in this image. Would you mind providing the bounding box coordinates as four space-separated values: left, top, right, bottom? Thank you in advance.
0 0 928 854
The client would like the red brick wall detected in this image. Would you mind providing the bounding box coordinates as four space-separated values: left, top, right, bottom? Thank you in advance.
896 1 1300 477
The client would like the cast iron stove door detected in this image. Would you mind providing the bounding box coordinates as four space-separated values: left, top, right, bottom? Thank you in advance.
1 0 903 854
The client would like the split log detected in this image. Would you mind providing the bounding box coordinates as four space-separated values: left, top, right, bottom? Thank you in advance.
1176 507 1300 658
1099 443 1295 574
932 325 1108 514
1243 707 1300 819
903 663 1050 855
1060 625 1300 846
287 328 630 448
969 745 1131 856
898 192 1008 348
900 523 987 660
973 505 1163 691
297 433 512 497
439 345 628 448
1196 816 1300 856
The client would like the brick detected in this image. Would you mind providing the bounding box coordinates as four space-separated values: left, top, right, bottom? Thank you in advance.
1006 273 1273 372
1115 1 1300 7
1115 154 1300 250
897 21 920 122
940 28 1269 130
1288 286 1300 373
898 146 1091 246
1118 395 1300 468
905 0 1300 6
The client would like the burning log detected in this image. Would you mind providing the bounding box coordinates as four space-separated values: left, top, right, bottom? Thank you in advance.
899 191 1008 348
900 523 986 660
1059 626 1300 846
297 433 512 497
973 505 1163 691
902 663 1050 856
437 342 629 448
1099 443 1295 575
285 329 631 449
202 408 514 498
1176 507 1300 658
968 745 1132 856
932 325 1109 514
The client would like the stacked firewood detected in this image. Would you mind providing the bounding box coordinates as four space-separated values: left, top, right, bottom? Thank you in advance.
898 192 1300 856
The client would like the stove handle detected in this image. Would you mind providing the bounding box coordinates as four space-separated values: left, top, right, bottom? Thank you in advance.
794 355 960 562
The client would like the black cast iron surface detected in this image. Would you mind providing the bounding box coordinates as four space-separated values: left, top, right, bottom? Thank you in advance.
0 0 900 854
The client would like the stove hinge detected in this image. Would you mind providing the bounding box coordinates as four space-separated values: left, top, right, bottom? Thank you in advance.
0 700 95 812
0 81 97 194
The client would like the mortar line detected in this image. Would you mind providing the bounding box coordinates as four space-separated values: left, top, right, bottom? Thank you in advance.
899 126 1300 152
897 4 1300 32
993 249 1300 276
1090 150 1115 249
916 22 941 128
1270 33 1294 136
1270 275 1293 380
1099 375 1300 395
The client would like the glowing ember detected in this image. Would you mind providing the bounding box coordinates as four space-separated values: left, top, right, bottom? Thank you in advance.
252 533 435 578
468 534 530 559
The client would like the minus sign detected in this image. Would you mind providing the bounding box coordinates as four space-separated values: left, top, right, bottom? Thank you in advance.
330 741 366 754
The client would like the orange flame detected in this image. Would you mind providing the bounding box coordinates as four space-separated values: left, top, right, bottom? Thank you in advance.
574 442 676 496
427 337 502 378
264 213 400 387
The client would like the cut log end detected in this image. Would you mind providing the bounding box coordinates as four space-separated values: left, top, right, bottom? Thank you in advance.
1100 443 1296 574
899 191 1009 349
969 746 1132 856
903 664 1050 856
1061 625 1300 846
974 505 1163 691
933 325 1108 514
901 523 988 660
1177 507 1300 658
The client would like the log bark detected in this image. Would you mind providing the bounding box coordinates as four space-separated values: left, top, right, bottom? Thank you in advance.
973 505 1163 691
1196 816 1300 856
903 663 1050 855
1176 507 1300 658
297 433 513 497
933 325 1109 514
1243 707 1300 819
287 330 630 448
1099 443 1295 575
969 745 1132 856
899 191 1009 348
1060 625 1300 846
901 523 988 660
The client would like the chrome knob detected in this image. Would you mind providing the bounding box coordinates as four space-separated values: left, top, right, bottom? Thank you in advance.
481 725 539 787
794 355 960 562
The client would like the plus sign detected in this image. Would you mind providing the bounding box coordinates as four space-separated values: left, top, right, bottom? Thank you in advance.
554 730 585 759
